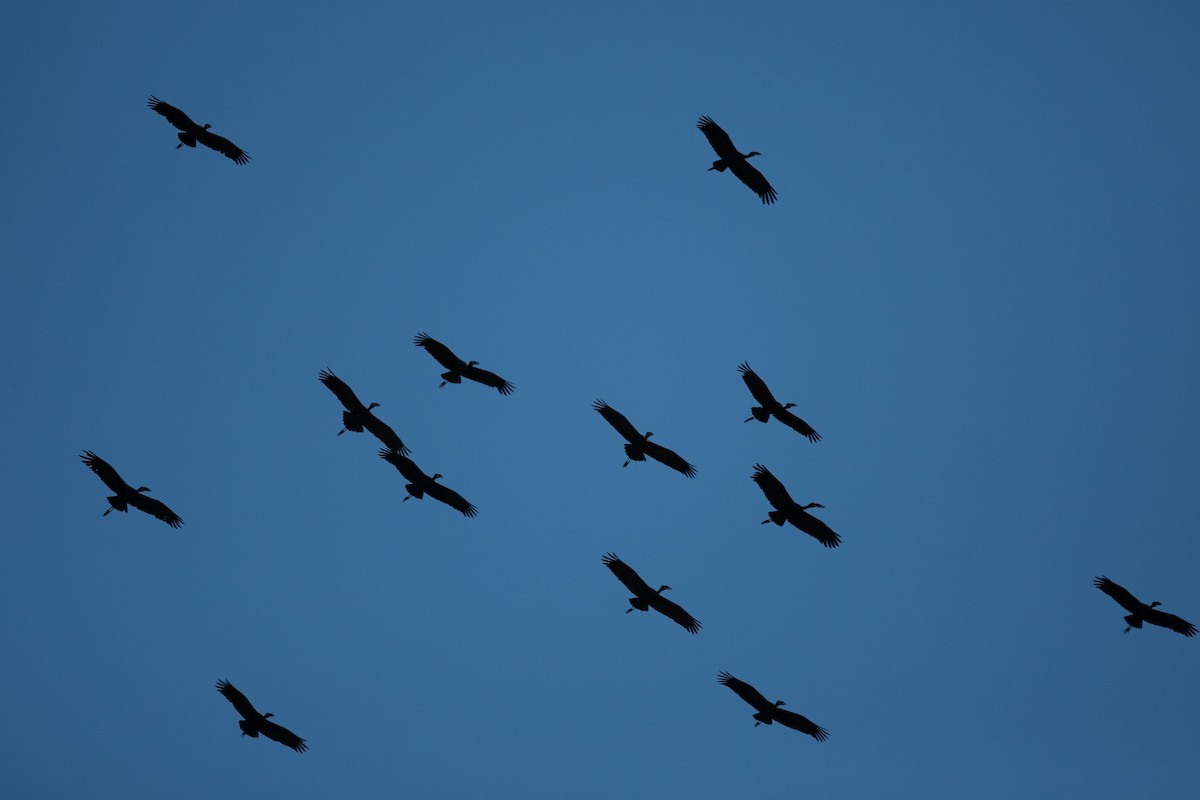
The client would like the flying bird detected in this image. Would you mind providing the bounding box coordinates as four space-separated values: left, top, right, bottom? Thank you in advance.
80 451 183 529
1094 576 1196 637
738 362 820 442
717 671 828 741
601 553 701 634
751 464 840 548
318 369 410 455
697 116 776 204
215 679 307 753
379 449 478 517
413 333 514 395
147 96 250 164
593 400 697 477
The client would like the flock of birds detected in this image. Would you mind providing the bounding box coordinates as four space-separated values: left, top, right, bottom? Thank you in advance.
76 98 1196 754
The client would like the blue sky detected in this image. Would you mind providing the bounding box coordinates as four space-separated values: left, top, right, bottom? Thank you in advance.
3 1 1200 797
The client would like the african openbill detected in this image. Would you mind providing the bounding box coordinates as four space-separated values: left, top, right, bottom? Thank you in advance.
215 680 307 752
697 116 776 204
751 464 840 548
593 400 696 477
80 451 183 528
379 449 478 517
738 362 820 442
413 333 514 395
147 96 250 164
318 369 410 455
717 671 828 741
601 553 701 634
1094 576 1197 636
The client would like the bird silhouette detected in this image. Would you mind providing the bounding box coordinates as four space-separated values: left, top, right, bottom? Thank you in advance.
147 96 250 164
697 116 776 204
602 553 701 634
215 679 307 752
80 451 183 529
717 672 828 740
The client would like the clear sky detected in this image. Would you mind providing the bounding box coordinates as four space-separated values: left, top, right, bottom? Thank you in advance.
3 1 1200 798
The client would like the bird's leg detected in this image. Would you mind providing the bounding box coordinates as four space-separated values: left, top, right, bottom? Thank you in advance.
437 380 447 389
743 416 754 423
622 458 631 468
337 428 347 436
175 143 183 149
760 518 771 525
803 502 825 510
102 507 113 516
402 496 411 503
625 608 634 614
1123 626 1131 634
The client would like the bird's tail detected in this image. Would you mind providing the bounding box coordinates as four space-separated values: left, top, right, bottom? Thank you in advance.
746 407 769 423
766 510 788 526
405 484 424 500
709 160 728 173
440 371 462 385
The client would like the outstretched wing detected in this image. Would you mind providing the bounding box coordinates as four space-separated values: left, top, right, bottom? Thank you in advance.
774 707 829 741
197 128 250 165
717 671 773 714
793 508 840 548
81 451 134 494
751 464 794 511
216 679 260 721
414 333 466 372
462 364 515 395
127 493 183 529
729 159 777 205
147 96 197 131
318 370 367 414
363 414 409 456
425 481 478 517
601 553 654 597
593 400 641 443
260 719 308 753
775 408 821 442
647 593 702 634
1143 606 1198 637
738 362 777 407
1094 576 1143 614
379 449 426 484
697 116 739 161
643 440 697 478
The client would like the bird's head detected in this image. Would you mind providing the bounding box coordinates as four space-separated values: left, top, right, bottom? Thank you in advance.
774 700 786 708
467 360 480 367
643 431 655 440
202 123 212 130
264 712 274 719
367 402 381 410
746 151 762 158
136 486 152 493
783 402 797 409
1150 601 1163 608
657 584 672 594
802 502 825 510
432 473 443 481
